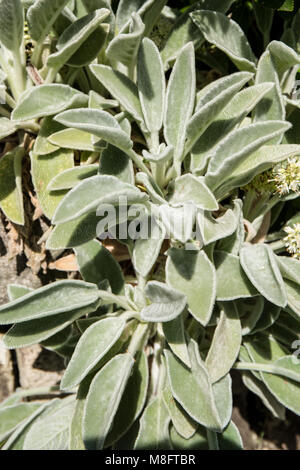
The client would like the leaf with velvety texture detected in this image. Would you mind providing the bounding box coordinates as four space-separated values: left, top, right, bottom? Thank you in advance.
138 38 165 133
61 318 126 390
52 174 147 224
83 353 134 450
190 10 256 72
55 108 133 152
166 248 216 326
205 302 242 383
0 280 99 324
12 85 87 122
240 244 287 307
141 281 186 322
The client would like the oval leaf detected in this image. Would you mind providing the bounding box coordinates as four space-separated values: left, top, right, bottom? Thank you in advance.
83 353 134 450
61 317 126 390
0 280 99 324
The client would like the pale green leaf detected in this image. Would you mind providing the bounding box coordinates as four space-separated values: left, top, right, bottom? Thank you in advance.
167 174 218 211
2 303 97 349
115 0 144 31
99 144 134 184
74 239 124 294
215 251 257 300
61 317 126 390
240 243 287 308
277 256 300 285
46 208 128 249
66 23 109 67
205 302 242 383
141 281 187 323
165 349 221 431
137 37 165 133
212 374 232 430
284 279 300 317
12 85 87 122
197 209 237 245
260 356 300 415
7 284 32 301
134 396 171 450
163 315 191 368
55 108 133 152
190 10 256 72
52 175 147 224
1 401 52 450
27 0 70 41
0 403 41 442
30 149 74 219
33 117 63 155
162 384 197 440
254 50 285 137
0 0 23 51
90 64 144 124
242 372 285 420
159 204 196 244
218 144 300 194
268 40 300 81
0 146 24 225
164 42 195 162
167 248 216 326
107 13 144 68
48 128 105 152
116 0 166 38
161 0 235 68
105 351 149 447
48 165 98 191
238 296 265 335
132 218 166 277
23 397 76 450
0 280 99 324
83 353 134 450
47 9 110 70
186 72 253 156
189 83 274 173
205 121 291 192
0 117 17 140
251 301 281 334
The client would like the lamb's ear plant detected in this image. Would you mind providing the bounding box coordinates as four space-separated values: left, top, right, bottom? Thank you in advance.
0 0 300 451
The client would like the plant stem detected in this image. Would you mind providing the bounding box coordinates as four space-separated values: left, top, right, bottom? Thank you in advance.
31 41 43 69
206 430 219 450
127 148 153 178
127 322 150 356
5 92 16 109
45 66 59 84
97 289 133 311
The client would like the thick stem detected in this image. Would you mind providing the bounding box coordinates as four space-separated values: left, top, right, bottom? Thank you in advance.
127 322 150 356
206 430 219 450
31 41 44 69
97 289 133 311
5 92 16 109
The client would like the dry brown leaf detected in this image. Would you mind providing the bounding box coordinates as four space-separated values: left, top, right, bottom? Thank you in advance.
49 254 78 272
